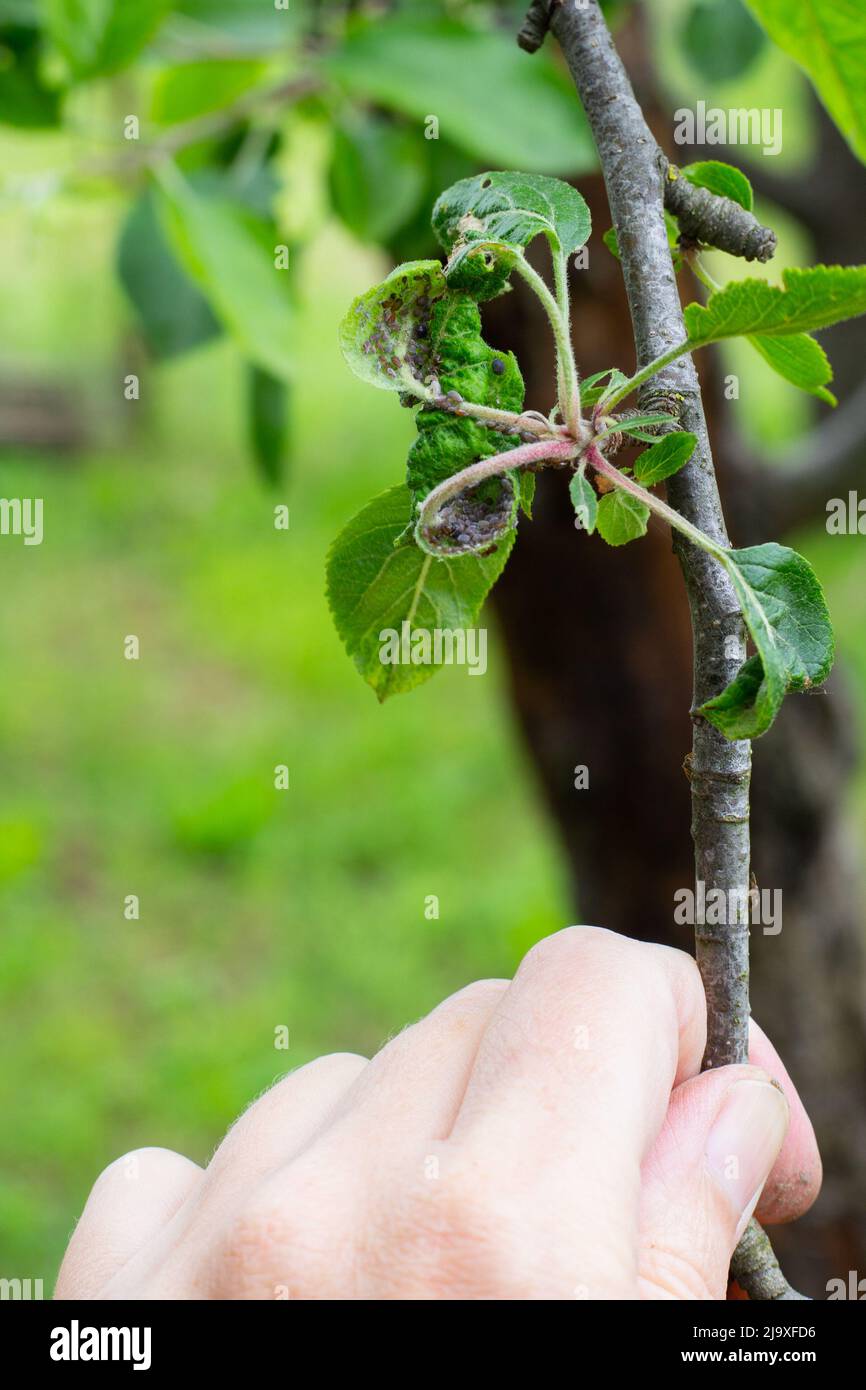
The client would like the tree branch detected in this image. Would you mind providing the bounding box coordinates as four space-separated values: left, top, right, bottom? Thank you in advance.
549 0 751 1071
84 75 319 179
730 1219 809 1301
519 9 776 265
540 0 805 1300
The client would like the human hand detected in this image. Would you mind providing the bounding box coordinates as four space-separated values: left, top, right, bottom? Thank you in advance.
55 926 820 1300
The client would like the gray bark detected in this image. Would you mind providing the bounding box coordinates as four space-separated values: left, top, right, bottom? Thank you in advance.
549 0 753 1073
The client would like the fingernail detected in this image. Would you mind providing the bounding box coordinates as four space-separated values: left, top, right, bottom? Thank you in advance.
706 1078 789 1242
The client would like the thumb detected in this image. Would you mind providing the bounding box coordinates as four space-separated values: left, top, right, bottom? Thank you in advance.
638 1064 789 1300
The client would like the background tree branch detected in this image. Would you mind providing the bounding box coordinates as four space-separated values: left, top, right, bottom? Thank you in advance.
729 379 866 540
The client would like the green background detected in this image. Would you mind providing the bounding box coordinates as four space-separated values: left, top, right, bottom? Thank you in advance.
2 0 866 1288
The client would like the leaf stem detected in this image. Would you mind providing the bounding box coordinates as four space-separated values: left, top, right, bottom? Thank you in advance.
552 245 571 338
511 254 582 436
432 396 557 438
688 252 723 295
416 437 577 537
601 341 692 411
586 445 727 561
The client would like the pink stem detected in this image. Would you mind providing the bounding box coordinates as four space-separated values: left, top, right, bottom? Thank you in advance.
417 437 578 534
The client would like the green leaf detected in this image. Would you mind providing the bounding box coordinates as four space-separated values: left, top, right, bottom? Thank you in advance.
247 364 288 488
151 59 267 125
433 171 592 262
326 484 513 701
602 227 619 259
408 291 524 555
116 190 221 360
680 160 754 211
569 472 598 534
0 22 61 127
174 0 300 48
157 175 294 381
596 489 650 546
581 367 629 409
339 260 447 398
748 331 837 405
700 543 835 739
328 112 427 246
744 0 866 163
681 0 765 82
684 266 866 347
634 432 697 484
621 429 673 443
323 17 596 174
519 470 536 520
615 412 681 437
42 0 171 79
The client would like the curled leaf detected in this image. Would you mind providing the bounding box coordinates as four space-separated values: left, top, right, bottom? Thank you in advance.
416 475 518 557
339 260 448 397
569 472 598 534
432 171 591 296
441 241 516 302
407 290 525 557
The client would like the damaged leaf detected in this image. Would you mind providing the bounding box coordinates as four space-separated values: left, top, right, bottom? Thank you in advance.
408 292 526 555
339 259 448 398
432 171 591 297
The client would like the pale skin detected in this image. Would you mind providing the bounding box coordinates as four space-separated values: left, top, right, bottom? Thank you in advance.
55 926 820 1301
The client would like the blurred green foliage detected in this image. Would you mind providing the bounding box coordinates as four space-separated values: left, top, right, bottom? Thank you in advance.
0 195 567 1284
1 0 865 1289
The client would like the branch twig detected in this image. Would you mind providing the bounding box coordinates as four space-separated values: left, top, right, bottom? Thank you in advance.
517 0 558 53
83 75 319 180
730 1220 809 1300
659 155 777 263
